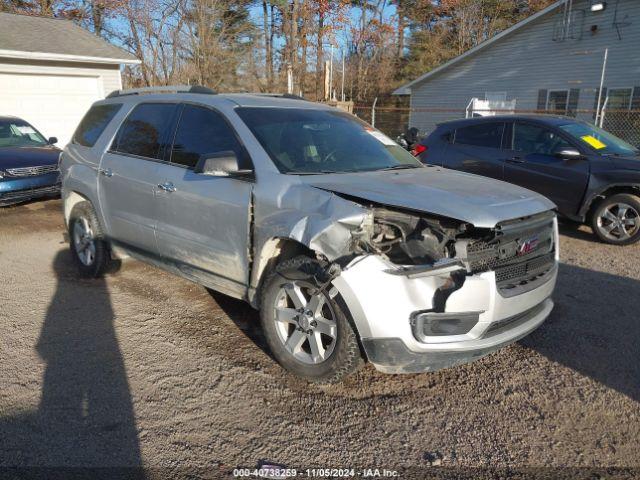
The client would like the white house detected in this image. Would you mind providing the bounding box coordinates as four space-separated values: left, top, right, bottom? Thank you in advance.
0 12 139 146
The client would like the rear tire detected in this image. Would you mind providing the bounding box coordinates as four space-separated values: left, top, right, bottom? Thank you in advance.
260 256 363 383
68 201 111 277
591 193 640 245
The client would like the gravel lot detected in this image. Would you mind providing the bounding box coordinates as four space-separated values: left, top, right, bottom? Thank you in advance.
1 199 639 477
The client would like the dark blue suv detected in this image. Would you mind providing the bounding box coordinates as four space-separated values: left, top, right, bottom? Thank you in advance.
0 116 61 206
418 115 640 245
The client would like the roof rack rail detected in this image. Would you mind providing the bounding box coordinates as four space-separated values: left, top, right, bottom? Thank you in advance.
106 85 216 99
251 93 307 101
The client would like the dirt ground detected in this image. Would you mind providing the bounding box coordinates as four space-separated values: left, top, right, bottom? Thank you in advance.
1 199 639 478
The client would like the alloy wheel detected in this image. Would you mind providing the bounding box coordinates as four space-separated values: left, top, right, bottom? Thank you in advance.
596 202 640 242
72 216 96 266
272 281 338 365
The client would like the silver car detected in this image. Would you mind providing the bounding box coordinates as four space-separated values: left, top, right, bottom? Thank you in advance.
60 86 558 383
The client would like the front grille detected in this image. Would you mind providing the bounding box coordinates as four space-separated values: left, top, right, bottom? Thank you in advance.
465 212 556 295
495 252 556 284
6 164 58 177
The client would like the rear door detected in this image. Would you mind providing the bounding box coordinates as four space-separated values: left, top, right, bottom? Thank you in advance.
98 102 178 254
503 121 590 216
154 103 254 297
444 121 506 180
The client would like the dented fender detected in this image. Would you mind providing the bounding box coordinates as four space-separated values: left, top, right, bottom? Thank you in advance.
249 173 370 302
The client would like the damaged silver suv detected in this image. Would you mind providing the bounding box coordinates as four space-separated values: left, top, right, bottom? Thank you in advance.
60 86 559 383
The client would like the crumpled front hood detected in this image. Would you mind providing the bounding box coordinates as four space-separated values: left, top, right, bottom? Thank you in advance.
302 166 556 228
0 146 61 170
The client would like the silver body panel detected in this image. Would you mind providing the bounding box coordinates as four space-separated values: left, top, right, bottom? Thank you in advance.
98 152 160 253
154 162 253 290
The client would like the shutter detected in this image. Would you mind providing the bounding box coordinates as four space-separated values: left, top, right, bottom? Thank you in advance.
537 89 548 111
568 89 580 117
631 87 640 111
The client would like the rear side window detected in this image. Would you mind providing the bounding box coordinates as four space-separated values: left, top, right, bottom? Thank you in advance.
113 103 177 159
73 104 122 147
454 123 504 148
171 105 245 169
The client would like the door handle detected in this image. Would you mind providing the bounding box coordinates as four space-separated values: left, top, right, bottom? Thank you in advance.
157 182 176 193
99 168 113 177
506 156 524 164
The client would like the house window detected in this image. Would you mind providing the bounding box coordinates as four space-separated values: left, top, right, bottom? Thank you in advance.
607 88 633 110
546 90 569 113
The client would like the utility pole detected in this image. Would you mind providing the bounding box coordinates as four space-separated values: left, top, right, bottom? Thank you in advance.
595 47 608 125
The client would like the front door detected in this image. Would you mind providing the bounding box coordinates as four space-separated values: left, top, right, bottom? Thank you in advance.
98 102 178 253
503 121 590 216
154 103 254 297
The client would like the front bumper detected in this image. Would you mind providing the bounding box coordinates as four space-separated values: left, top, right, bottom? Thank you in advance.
361 298 553 373
332 253 558 374
0 173 61 206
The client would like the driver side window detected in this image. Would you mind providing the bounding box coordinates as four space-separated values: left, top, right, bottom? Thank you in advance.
171 104 245 169
513 123 571 155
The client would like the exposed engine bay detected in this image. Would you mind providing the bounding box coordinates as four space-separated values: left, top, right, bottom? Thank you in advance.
350 206 557 296
352 207 468 265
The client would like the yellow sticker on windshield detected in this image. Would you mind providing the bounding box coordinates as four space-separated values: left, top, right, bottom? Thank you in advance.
581 135 606 149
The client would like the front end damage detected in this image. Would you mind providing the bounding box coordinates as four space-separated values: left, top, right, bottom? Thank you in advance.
334 206 558 373
252 185 558 374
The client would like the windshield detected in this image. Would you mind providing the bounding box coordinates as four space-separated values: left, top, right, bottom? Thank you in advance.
236 107 423 174
559 122 639 156
0 119 47 148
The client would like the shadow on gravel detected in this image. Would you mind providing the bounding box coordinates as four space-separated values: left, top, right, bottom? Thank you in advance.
205 288 272 359
557 222 597 242
522 263 640 403
0 250 143 473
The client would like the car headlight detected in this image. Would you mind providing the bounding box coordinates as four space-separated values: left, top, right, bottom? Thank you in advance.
0 170 5 179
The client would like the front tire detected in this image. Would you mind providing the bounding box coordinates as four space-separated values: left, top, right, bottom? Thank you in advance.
591 193 640 245
260 256 363 383
68 201 110 277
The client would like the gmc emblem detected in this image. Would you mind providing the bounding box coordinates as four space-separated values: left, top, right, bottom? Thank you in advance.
517 236 539 256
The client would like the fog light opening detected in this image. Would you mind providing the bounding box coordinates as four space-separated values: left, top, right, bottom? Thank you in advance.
411 311 481 341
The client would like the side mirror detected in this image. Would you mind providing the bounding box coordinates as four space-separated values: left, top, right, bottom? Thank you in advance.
47 137 58 145
194 151 250 177
554 147 582 159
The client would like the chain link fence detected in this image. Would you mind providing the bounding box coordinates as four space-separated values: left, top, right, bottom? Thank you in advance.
600 110 640 147
353 105 640 148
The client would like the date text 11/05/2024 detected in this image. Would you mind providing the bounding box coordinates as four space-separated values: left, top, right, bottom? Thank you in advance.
232 467 400 478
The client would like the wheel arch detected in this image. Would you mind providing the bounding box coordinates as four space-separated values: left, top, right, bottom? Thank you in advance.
248 238 369 357
61 159 103 227
249 237 316 308
63 190 90 226
582 184 640 223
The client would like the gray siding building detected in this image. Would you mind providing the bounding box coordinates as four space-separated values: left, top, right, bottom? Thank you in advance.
394 0 640 141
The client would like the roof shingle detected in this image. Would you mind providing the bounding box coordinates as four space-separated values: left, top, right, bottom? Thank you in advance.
0 12 138 63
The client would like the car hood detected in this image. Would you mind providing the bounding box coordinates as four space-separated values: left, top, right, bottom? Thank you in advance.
301 166 556 228
0 146 61 170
